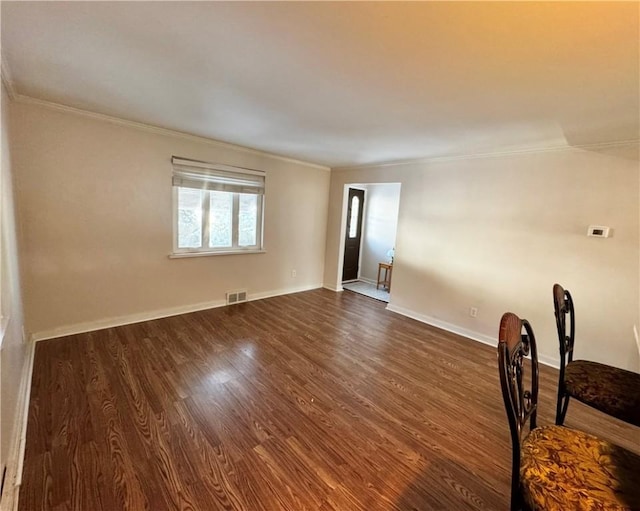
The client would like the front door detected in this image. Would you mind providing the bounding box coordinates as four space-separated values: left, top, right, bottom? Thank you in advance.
342 188 365 282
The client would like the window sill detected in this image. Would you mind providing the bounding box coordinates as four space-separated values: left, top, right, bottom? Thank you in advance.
169 249 266 259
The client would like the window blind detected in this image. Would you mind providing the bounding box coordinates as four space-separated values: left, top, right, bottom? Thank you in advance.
172 156 265 195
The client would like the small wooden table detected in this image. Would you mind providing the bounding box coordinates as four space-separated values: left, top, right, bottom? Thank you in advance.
377 262 393 291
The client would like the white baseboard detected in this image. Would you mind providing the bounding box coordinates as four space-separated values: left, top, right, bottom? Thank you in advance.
0 340 35 511
248 283 322 302
32 299 226 342
386 303 559 369
358 277 377 285
31 284 322 342
323 283 343 292
538 353 560 369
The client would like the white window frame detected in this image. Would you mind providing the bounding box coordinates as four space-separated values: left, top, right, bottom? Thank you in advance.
170 157 265 257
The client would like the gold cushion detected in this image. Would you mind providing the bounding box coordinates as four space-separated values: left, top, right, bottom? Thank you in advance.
521 425 640 511
565 361 640 427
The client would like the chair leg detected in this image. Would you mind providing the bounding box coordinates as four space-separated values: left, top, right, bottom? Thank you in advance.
511 486 526 511
555 390 570 425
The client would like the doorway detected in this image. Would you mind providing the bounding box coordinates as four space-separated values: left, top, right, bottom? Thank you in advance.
340 183 401 303
342 187 365 282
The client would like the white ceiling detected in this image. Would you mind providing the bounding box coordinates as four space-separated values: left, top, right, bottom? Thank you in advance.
2 2 638 167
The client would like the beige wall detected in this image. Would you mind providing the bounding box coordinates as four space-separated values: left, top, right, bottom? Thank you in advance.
11 100 330 339
0 83 28 479
325 145 640 371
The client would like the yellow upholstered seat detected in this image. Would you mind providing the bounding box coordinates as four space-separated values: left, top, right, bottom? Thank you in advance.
521 425 640 511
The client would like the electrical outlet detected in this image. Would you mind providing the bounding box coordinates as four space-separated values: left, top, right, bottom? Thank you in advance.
291 269 297 278
469 307 478 318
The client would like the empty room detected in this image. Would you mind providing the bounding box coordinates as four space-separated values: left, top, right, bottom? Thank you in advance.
0 2 639 510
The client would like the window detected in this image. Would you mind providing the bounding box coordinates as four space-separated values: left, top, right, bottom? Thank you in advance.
172 157 265 255
348 195 360 238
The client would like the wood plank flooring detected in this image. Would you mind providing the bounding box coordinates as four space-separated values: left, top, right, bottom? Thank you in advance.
19 289 639 510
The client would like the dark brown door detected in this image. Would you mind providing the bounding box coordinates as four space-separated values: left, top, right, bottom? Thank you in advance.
342 188 365 282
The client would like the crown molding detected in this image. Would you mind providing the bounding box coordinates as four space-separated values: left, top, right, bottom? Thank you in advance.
10 94 638 172
13 94 331 172
333 138 640 171
0 60 17 100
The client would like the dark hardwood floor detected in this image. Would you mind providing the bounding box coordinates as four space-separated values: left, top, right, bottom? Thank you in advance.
19 289 639 510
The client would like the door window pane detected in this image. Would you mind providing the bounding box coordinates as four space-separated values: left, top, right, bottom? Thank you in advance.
348 196 360 238
238 194 258 247
209 191 233 247
177 188 203 248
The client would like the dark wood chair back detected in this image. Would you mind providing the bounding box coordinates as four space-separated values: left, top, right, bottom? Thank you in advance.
497 312 539 511
553 283 575 423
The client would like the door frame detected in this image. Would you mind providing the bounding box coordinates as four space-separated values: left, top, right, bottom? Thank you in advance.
334 182 401 294
336 184 367 290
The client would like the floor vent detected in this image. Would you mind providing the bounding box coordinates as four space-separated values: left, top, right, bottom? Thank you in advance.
226 290 248 305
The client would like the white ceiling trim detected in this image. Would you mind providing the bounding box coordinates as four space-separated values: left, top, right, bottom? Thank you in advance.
10 94 639 173
0 59 17 100
12 94 331 172
333 139 640 172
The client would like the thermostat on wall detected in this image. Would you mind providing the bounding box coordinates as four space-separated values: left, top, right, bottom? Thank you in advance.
587 225 610 238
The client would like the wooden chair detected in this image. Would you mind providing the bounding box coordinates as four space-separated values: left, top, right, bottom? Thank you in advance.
553 284 640 427
498 312 640 511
